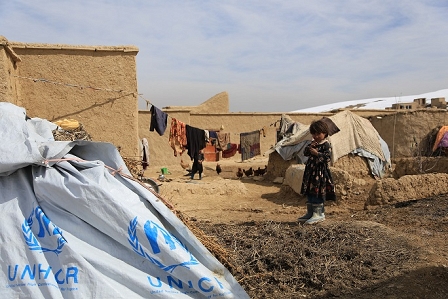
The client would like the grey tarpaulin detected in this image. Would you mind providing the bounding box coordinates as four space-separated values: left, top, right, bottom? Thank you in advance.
0 102 249 299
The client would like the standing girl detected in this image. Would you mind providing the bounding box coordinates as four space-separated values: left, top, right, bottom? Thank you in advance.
298 120 335 224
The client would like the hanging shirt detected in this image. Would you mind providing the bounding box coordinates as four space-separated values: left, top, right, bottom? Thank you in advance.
149 105 168 136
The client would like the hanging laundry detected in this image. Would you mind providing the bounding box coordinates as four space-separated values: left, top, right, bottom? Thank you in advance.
222 143 238 158
204 129 210 143
209 131 218 139
141 138 149 170
186 125 206 161
216 131 230 151
149 105 168 136
168 118 187 157
207 131 218 147
240 130 261 161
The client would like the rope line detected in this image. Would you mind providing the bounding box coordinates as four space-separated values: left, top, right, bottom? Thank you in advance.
14 75 139 94
13 74 153 105
14 75 269 138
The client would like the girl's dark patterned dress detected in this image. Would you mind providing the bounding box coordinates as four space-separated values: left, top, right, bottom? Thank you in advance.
300 140 335 200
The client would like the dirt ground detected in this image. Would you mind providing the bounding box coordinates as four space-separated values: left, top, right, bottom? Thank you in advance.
141 157 448 299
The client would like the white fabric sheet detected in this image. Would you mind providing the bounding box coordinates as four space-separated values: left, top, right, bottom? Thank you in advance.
0 102 248 299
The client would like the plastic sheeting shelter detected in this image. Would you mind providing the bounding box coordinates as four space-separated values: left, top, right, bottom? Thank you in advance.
266 110 391 178
0 103 249 298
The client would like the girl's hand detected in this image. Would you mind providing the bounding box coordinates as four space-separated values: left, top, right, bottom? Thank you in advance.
309 147 318 156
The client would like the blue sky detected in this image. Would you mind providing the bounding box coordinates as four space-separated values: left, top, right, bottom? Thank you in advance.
1 0 448 112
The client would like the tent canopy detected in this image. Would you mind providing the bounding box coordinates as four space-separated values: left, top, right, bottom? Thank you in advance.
0 102 248 299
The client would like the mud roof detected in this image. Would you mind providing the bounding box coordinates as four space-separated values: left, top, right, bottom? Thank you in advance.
2 35 138 53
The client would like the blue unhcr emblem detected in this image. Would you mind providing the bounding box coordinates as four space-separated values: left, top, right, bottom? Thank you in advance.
128 217 199 273
22 206 67 255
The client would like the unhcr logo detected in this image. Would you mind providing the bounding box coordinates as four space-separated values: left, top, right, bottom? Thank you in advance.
128 217 199 272
22 206 66 255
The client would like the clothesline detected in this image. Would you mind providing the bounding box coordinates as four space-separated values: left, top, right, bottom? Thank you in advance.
13 74 152 104
14 74 275 137
149 102 271 140
149 104 267 162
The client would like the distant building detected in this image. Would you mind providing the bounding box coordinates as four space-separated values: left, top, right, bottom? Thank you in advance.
388 97 445 110
414 98 426 107
431 97 447 109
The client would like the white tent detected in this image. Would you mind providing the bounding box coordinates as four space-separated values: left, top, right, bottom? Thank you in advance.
0 102 248 299
266 110 391 178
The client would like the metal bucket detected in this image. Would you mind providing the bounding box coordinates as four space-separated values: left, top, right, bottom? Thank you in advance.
141 177 160 193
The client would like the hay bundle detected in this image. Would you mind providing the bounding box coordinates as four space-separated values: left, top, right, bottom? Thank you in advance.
52 123 92 141
52 122 142 177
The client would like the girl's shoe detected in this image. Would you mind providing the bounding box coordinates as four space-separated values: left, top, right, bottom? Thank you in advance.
305 204 325 224
297 203 313 223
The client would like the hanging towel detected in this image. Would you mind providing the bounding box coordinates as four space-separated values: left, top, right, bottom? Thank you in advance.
149 105 168 136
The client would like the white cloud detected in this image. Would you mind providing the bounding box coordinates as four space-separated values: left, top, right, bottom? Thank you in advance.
1 0 448 112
